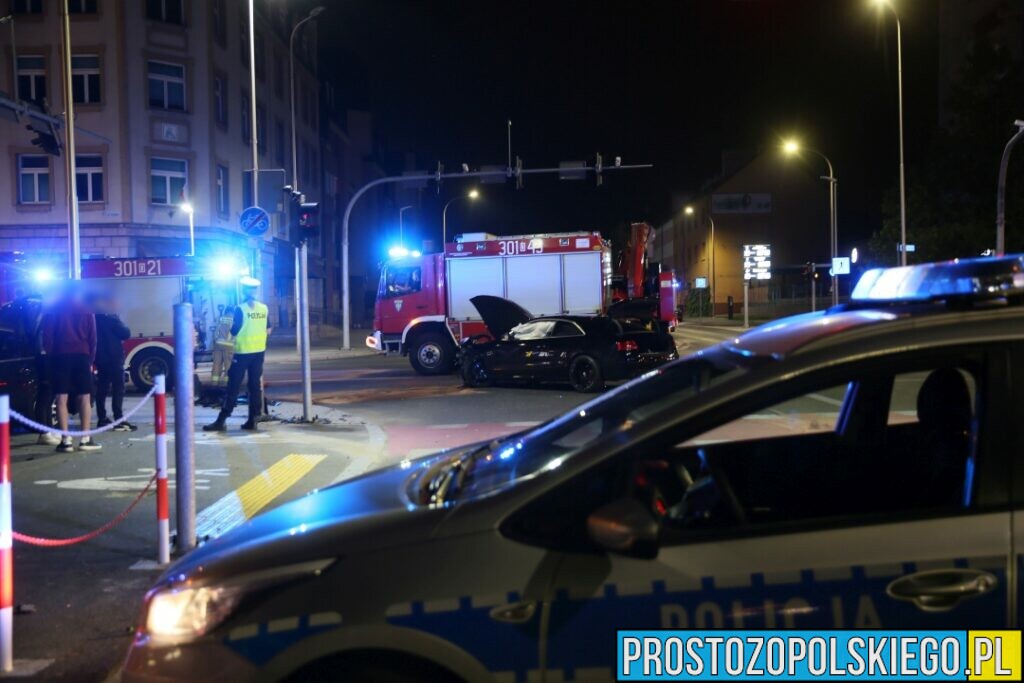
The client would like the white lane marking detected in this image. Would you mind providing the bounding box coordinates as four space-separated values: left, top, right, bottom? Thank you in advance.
129 559 168 571
429 423 468 429
505 421 539 428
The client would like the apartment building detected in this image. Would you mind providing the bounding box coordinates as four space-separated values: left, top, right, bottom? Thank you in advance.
0 0 327 324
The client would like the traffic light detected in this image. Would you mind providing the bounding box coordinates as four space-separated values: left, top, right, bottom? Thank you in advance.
803 262 814 277
27 121 61 156
298 202 319 243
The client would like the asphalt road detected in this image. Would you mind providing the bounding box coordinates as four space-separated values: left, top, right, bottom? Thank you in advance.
13 319 924 680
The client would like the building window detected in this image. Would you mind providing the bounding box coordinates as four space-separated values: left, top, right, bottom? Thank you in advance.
216 164 229 216
147 61 185 111
146 0 183 25
256 104 266 155
274 119 285 165
211 0 226 47
150 157 187 205
75 155 103 202
241 94 251 144
71 55 101 104
68 0 98 13
12 0 42 13
17 155 50 204
16 56 45 104
213 73 227 127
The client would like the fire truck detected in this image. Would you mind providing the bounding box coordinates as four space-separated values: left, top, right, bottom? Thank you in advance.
367 232 617 374
1 255 246 390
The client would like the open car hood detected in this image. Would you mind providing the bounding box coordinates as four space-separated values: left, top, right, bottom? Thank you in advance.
469 295 533 339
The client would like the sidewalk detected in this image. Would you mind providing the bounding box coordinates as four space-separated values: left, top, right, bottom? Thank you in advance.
264 325 380 362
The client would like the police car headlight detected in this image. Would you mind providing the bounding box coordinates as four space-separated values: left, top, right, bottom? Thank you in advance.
144 584 243 642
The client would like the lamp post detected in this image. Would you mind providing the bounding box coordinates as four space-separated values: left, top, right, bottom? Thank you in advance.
783 140 839 306
996 120 1024 256
399 205 413 247
289 6 324 191
874 0 907 265
684 206 715 316
181 202 195 256
442 188 479 246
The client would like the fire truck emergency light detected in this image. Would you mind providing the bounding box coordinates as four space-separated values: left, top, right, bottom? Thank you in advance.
32 267 54 283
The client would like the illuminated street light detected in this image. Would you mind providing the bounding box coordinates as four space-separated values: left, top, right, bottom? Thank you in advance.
181 202 195 257
781 138 839 307
684 205 715 317
442 189 481 246
872 0 908 265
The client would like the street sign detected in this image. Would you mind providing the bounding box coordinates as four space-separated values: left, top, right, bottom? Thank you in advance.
897 243 916 253
832 256 851 275
743 243 772 281
240 205 271 237
694 277 708 289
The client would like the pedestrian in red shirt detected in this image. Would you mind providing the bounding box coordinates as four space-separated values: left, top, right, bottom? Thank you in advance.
41 284 101 453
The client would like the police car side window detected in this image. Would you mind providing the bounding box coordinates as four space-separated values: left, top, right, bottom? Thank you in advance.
655 360 985 540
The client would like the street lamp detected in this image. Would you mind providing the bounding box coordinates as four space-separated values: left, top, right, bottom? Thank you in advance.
782 139 839 306
399 205 413 247
684 205 714 317
996 120 1024 256
873 0 908 265
289 6 325 192
181 202 195 256
442 189 480 246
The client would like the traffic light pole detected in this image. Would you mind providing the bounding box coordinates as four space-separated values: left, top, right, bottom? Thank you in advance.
340 160 652 349
298 240 313 422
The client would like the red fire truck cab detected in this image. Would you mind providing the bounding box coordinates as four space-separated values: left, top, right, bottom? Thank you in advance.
367 232 614 375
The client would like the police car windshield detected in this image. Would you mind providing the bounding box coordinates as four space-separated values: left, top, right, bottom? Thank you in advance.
453 351 745 501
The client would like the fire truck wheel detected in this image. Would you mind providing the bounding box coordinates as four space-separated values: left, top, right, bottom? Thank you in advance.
130 349 175 391
569 355 604 393
408 332 455 375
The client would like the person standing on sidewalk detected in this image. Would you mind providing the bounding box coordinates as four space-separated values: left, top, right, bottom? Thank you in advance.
26 296 59 445
204 277 271 432
42 284 101 452
94 293 136 431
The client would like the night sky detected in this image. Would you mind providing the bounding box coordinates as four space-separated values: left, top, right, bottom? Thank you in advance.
308 0 939 249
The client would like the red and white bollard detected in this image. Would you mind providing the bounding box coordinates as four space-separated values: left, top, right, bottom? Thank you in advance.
0 395 13 672
154 376 170 565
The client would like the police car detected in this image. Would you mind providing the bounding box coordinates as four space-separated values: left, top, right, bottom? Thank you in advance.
124 255 1024 682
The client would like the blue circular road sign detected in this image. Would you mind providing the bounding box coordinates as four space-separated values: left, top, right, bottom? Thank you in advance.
240 206 271 237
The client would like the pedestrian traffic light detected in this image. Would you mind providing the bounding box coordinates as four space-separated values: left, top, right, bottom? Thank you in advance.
298 202 319 243
27 121 61 156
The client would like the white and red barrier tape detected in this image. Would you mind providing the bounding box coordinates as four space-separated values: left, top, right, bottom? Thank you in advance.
7 384 158 438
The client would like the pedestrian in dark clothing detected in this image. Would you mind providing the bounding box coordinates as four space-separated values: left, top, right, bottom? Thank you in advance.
95 294 134 431
42 285 101 453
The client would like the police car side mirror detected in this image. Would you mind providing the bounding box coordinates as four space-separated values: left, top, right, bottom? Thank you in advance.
586 498 660 559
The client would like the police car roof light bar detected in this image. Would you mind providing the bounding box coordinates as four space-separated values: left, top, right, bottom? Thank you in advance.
851 254 1024 303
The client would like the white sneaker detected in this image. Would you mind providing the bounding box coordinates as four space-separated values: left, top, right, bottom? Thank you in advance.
36 432 61 446
78 438 102 452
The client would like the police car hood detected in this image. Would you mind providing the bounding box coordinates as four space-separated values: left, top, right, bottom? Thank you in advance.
161 456 457 585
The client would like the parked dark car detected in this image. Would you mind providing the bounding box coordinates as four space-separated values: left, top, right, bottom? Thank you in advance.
459 295 677 392
0 298 40 418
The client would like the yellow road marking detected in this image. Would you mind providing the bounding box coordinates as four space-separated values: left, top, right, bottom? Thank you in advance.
195 454 326 540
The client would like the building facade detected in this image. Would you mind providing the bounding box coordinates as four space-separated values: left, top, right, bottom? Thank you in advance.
663 150 829 315
0 0 328 325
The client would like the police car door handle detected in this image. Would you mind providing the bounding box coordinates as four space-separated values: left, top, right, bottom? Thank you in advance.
886 568 998 612
489 600 537 624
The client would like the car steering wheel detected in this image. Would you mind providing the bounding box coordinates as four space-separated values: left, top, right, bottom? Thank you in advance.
700 448 748 526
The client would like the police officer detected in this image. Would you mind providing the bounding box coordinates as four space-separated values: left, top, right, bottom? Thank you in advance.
203 277 271 432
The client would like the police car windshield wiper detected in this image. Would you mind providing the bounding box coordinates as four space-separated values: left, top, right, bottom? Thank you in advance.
420 443 493 505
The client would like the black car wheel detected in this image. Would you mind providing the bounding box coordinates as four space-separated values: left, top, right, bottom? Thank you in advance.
460 355 491 388
569 355 604 392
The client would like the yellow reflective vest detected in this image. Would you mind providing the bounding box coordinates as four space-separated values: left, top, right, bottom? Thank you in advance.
234 301 269 354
